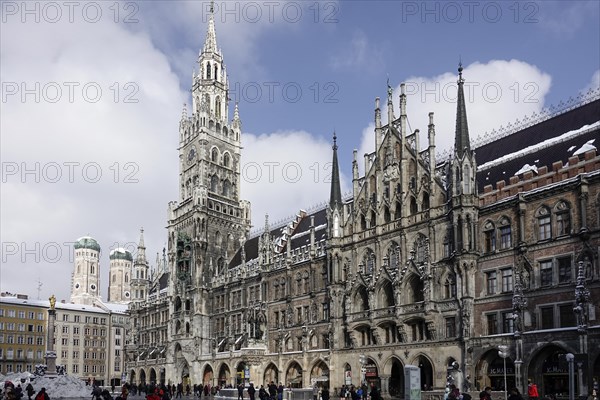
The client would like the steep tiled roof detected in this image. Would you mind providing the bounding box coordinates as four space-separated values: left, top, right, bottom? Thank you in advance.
475 99 600 191
229 207 328 268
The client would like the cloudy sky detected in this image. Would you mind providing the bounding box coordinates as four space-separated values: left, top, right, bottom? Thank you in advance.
1 0 599 302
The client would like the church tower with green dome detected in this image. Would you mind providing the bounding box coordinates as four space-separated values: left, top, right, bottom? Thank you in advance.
165 1 251 364
108 247 133 303
71 236 102 305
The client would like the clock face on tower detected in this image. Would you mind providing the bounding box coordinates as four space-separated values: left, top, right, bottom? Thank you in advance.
187 147 196 164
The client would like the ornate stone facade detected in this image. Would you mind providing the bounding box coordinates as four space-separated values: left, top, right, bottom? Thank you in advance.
125 8 600 398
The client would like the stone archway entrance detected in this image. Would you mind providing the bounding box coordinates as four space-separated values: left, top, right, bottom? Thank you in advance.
475 349 515 391
264 363 279 387
415 355 434 391
218 364 232 387
529 345 574 397
203 365 214 386
286 361 303 388
129 370 136 385
387 358 404 398
310 360 330 388
140 369 147 385
150 368 157 385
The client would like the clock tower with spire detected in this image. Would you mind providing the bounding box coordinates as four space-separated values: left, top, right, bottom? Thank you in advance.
166 1 251 365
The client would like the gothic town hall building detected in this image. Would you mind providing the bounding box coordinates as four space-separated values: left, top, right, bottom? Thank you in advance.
125 8 600 398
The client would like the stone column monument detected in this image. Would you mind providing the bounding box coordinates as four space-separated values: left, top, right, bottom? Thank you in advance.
45 294 58 377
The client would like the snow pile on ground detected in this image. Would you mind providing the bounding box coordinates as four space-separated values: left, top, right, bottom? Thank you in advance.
1 373 90 398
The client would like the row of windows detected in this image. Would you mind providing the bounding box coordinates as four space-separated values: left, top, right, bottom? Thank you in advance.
0 309 45 320
56 326 106 336
484 255 576 295
0 322 44 332
485 303 575 335
0 334 44 345
75 251 98 257
0 349 44 360
61 314 106 324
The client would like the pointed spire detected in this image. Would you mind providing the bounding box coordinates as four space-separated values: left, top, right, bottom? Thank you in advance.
136 227 147 263
454 62 471 158
387 78 395 125
330 132 343 209
203 0 218 54
264 214 270 233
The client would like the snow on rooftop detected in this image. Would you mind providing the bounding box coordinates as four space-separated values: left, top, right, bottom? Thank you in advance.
514 163 538 176
573 139 597 156
478 121 600 171
109 247 130 255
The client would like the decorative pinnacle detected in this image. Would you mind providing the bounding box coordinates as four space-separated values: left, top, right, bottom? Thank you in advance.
332 131 338 150
458 61 464 82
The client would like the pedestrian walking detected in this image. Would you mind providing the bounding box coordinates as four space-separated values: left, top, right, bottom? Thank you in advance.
528 380 539 400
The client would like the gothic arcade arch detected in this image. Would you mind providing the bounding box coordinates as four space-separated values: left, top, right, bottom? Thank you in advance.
264 363 279 386
309 360 330 386
202 364 214 385
285 361 303 388
218 363 232 387
527 344 578 397
475 348 515 392
383 356 404 398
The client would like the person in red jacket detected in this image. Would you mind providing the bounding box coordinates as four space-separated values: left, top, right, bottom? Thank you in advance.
528 380 539 400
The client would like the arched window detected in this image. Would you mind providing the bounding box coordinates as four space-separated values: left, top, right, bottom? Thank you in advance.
210 175 219 192
394 202 401 219
223 153 230 167
384 206 391 223
214 64 218 80
536 206 552 241
215 96 221 119
223 180 231 197
211 147 219 163
483 220 496 253
463 164 471 194
499 217 512 249
206 62 211 79
360 214 367 231
125 273 128 283
364 249 375 274
387 244 400 269
410 197 418 215
112 274 116 283
554 200 571 236
422 192 430 209
444 275 457 298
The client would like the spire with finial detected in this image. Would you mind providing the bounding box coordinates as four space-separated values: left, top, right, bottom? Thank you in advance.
203 0 218 54
454 61 471 158
330 132 342 209
387 77 395 125
136 227 147 263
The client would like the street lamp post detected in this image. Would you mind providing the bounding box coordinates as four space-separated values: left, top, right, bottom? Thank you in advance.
498 346 509 400
566 353 575 400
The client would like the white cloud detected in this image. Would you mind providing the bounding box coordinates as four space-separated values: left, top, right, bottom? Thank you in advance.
0 2 346 302
357 59 552 168
1 10 184 302
581 69 600 95
241 130 349 235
